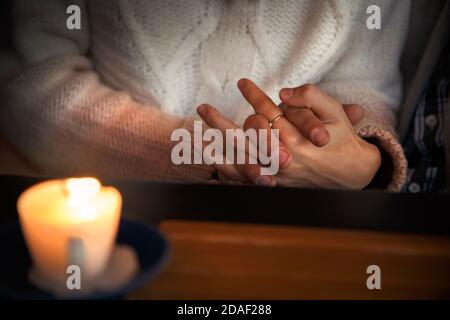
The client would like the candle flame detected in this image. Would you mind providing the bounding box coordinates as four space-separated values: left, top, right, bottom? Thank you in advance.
65 177 101 207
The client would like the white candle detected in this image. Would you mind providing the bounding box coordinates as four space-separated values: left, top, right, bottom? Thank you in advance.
17 178 122 285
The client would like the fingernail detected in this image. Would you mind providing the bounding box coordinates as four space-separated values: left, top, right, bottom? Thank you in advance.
311 128 330 146
280 88 293 100
197 104 207 117
237 78 246 88
256 176 273 186
279 150 290 167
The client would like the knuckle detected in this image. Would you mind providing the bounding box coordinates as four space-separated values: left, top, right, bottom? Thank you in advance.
254 114 269 128
243 114 258 129
298 83 318 101
303 117 321 130
255 99 270 114
284 133 301 146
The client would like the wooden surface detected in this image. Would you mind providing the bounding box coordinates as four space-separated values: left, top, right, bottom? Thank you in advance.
130 220 450 300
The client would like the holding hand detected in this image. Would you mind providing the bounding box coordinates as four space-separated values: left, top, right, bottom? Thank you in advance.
198 79 381 189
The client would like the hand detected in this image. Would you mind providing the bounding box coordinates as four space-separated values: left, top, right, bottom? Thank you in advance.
197 103 281 186
239 78 381 189
198 79 381 189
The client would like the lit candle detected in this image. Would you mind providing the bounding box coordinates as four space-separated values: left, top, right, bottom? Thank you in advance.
17 178 122 286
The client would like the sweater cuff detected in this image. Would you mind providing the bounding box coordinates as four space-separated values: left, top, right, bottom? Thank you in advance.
355 110 407 191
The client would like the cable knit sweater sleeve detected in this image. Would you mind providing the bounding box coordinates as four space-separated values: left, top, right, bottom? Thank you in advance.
318 0 410 191
0 0 214 181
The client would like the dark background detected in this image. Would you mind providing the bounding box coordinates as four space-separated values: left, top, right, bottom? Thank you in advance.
0 0 12 50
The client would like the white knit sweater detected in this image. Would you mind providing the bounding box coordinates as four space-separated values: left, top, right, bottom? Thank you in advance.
0 0 410 189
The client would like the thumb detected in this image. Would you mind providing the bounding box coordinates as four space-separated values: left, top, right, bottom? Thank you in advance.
342 104 364 125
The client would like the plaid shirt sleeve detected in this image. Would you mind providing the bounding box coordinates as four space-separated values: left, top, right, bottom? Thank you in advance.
402 44 449 193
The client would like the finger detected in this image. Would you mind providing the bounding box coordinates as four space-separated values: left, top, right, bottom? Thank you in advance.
197 103 240 132
237 78 302 146
343 104 364 125
279 104 330 147
243 114 292 169
197 104 275 186
197 103 246 169
279 84 341 121
237 78 282 121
